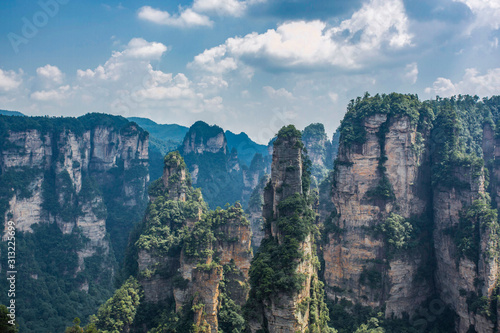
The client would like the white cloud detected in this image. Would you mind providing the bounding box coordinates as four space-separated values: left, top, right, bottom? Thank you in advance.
0 69 23 92
77 38 168 82
263 86 294 99
403 62 418 84
190 45 237 73
117 38 168 60
190 0 413 72
193 0 247 17
36 65 64 85
426 68 500 97
328 92 339 103
138 6 212 27
454 0 500 31
31 85 71 101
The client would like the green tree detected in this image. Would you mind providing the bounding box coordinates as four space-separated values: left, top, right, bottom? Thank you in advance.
92 277 141 333
65 317 84 333
0 305 18 333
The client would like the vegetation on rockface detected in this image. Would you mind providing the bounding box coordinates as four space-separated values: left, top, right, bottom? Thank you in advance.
326 298 456 333
134 152 207 276
338 93 433 148
0 167 42 228
446 197 500 265
90 277 142 333
94 152 252 332
245 125 331 331
217 263 247 333
180 121 256 210
0 114 148 333
328 94 500 331
302 123 333 185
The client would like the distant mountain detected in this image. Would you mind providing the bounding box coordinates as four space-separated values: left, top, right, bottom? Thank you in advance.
225 130 268 166
128 117 189 181
0 109 24 116
128 117 188 142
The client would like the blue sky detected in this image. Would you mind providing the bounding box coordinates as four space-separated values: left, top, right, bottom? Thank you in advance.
1 0 499 143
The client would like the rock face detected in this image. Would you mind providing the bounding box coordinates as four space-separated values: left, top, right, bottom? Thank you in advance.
0 114 148 270
302 123 333 185
135 151 252 333
247 174 270 248
0 114 149 332
247 125 331 333
182 121 227 155
324 114 432 314
180 121 268 209
322 94 500 332
430 121 499 333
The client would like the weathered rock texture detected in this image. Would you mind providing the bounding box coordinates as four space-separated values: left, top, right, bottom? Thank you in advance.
323 94 500 332
136 152 252 333
180 121 269 210
302 123 334 185
248 126 330 333
0 114 149 275
324 115 432 315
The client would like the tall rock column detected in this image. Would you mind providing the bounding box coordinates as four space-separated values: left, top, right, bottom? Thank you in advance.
246 125 331 333
324 113 432 315
136 151 252 333
432 112 500 333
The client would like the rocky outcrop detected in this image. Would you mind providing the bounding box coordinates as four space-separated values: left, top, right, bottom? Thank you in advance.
247 174 270 248
182 121 227 155
136 152 252 333
247 125 331 333
302 123 333 185
0 114 149 272
324 114 432 315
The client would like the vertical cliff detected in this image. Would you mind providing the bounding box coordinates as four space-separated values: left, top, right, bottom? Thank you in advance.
128 151 252 333
430 103 500 333
323 95 434 317
0 113 149 332
302 123 333 185
323 94 500 332
246 125 332 333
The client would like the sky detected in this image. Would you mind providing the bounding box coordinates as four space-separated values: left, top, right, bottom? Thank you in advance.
0 0 499 143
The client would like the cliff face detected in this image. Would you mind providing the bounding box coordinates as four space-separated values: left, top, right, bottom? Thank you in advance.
0 114 149 332
246 125 331 333
324 114 432 314
135 151 252 333
302 123 333 185
1 117 148 258
181 121 268 210
323 94 500 332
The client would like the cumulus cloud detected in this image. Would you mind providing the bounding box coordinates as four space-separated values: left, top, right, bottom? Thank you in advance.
193 0 247 17
263 86 294 99
138 6 212 28
77 38 168 82
138 0 265 28
36 65 64 85
190 0 413 72
425 68 500 97
31 85 71 101
403 62 418 84
0 69 23 92
454 0 500 31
